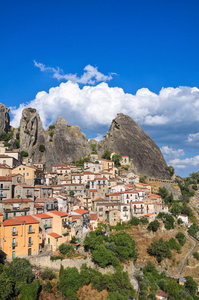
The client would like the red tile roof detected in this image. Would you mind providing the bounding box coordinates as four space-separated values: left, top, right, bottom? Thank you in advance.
74 208 89 215
49 210 68 217
72 215 82 220
0 176 12 181
90 213 98 220
3 219 21 226
3 198 33 203
47 232 62 238
34 214 53 219
156 289 168 298
15 216 40 224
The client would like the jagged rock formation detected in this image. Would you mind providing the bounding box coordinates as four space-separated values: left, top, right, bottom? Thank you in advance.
102 114 170 179
0 103 10 134
19 109 89 170
0 103 171 178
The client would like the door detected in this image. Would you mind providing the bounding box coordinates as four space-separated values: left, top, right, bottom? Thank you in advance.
12 251 15 259
28 248 32 256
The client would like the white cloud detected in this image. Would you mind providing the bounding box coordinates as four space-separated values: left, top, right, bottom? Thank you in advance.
10 80 199 136
93 134 104 142
169 155 199 169
187 132 199 143
161 146 184 159
34 61 115 84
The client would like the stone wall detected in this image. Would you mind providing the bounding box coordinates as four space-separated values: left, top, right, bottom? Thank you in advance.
27 254 115 275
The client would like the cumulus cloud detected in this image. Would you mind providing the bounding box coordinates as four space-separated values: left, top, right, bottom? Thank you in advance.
187 132 199 144
10 81 199 137
161 146 184 160
169 155 199 169
34 61 115 84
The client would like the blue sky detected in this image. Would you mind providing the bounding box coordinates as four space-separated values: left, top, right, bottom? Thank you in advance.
1 0 199 177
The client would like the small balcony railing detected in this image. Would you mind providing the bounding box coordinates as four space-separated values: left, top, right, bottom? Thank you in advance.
28 230 35 234
12 242 18 247
44 224 52 228
12 231 18 236
28 243 33 247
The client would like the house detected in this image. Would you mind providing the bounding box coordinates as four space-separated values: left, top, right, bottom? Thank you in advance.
54 194 68 212
33 213 53 245
0 163 12 176
14 183 35 200
52 164 67 172
0 214 42 260
46 211 74 250
96 201 121 226
0 198 34 219
12 164 43 185
0 154 19 168
156 289 168 300
178 277 186 286
121 156 131 165
34 185 53 199
178 214 189 225
84 162 102 173
34 198 58 213
0 176 13 200
89 213 98 230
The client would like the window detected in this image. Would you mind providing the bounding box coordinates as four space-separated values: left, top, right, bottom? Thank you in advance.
28 237 32 245
29 225 32 233
19 168 21 170
12 227 16 235
26 173 29 176
51 204 53 209
23 168 25 170
48 238 50 244
12 238 16 246
23 173 25 176
3 160 6 164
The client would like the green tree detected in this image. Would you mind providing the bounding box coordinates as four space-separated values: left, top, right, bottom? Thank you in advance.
59 267 82 300
69 191 75 196
0 273 14 300
19 280 41 300
158 187 169 199
41 267 56 280
185 276 198 297
7 258 34 283
176 232 186 246
112 153 122 167
188 224 198 237
148 238 172 263
59 244 73 255
102 149 111 160
147 220 160 232
130 216 140 226
39 144 45 152
21 151 28 157
92 245 119 268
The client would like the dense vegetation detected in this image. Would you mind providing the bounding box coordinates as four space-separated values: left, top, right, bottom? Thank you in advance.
137 262 199 300
84 224 137 267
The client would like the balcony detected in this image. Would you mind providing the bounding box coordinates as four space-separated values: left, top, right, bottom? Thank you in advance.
12 231 18 236
28 230 35 234
44 224 52 229
62 221 71 229
0 193 7 198
63 230 70 236
12 242 18 247
28 243 33 247
26 193 33 198
1 185 10 190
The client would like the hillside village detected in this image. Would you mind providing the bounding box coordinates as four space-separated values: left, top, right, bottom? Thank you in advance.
0 141 172 259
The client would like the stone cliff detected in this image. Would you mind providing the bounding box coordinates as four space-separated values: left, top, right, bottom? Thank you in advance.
102 114 170 179
0 103 170 178
0 103 10 134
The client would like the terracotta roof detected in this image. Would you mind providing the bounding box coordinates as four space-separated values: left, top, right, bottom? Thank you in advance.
156 290 168 298
34 213 53 219
52 164 67 167
0 154 14 158
107 192 120 196
35 198 50 203
15 215 40 224
149 194 161 198
0 176 12 181
74 208 89 215
3 219 21 226
90 213 98 220
49 210 68 217
72 215 81 220
3 198 33 203
47 232 62 238
93 197 107 202
0 212 3 216
89 189 97 192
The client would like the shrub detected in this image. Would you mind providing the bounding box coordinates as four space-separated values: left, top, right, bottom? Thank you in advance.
39 144 45 152
50 256 63 261
18 279 40 300
71 236 77 244
41 268 56 280
130 216 140 226
193 252 199 260
147 220 160 232
59 243 73 255
43 281 53 293
21 151 28 157
148 238 172 263
28 108 36 113
92 245 119 268
140 217 149 225
176 232 186 246
48 124 55 130
188 224 198 237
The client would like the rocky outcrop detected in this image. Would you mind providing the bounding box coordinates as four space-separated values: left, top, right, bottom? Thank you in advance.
0 103 171 178
20 109 90 170
102 114 170 179
0 103 10 134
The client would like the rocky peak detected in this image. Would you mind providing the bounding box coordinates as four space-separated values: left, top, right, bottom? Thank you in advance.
0 103 10 134
103 113 170 179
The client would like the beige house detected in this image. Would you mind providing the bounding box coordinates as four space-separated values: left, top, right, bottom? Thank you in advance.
0 198 34 219
12 165 43 185
0 154 19 168
0 176 13 200
96 202 121 226
14 183 35 200
0 163 12 176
